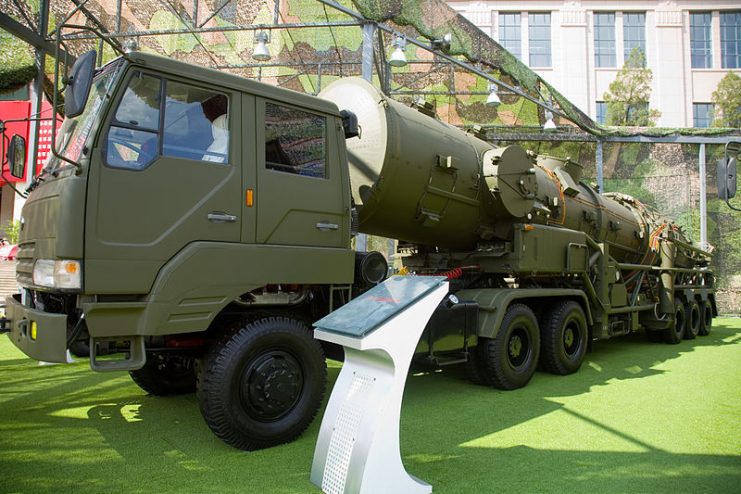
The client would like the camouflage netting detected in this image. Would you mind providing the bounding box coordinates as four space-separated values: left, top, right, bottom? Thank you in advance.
2 0 739 311
3 0 740 136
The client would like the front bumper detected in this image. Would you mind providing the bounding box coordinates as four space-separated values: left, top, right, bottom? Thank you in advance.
3 294 69 363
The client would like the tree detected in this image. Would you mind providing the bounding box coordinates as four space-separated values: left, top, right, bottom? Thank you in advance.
711 72 741 128
603 48 661 126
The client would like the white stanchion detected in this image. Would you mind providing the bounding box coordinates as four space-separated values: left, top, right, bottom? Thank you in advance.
311 276 448 494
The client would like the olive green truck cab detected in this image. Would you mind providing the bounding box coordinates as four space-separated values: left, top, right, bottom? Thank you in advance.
1 50 731 451
2 51 379 450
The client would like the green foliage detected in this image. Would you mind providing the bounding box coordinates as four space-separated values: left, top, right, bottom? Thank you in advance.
603 49 661 127
618 143 641 166
0 30 36 92
2 220 21 244
711 72 741 128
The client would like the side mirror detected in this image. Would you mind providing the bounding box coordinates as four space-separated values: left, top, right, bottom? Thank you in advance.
717 157 737 201
64 50 97 118
7 135 26 179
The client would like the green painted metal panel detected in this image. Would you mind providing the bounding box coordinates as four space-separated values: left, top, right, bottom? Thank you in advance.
456 288 592 339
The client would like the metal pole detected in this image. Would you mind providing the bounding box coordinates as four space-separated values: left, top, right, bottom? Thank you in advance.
361 23 375 82
356 22 376 251
596 140 604 192
699 143 707 249
13 0 49 220
29 3 48 172
115 0 122 32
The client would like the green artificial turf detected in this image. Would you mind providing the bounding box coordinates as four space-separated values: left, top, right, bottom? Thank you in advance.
1 319 740 493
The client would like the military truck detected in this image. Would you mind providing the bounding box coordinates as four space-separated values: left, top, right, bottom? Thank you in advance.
1 49 731 451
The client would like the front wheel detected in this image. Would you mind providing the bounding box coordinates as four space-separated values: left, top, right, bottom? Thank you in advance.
197 317 326 451
478 303 540 390
129 354 197 395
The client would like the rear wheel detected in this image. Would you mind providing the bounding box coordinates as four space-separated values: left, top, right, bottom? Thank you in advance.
698 301 713 336
646 329 664 343
684 300 701 340
129 354 197 395
479 304 540 390
197 316 326 451
663 299 686 344
540 301 588 375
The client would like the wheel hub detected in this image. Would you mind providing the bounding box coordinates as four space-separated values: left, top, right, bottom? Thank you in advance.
507 326 533 369
564 328 574 348
241 352 303 421
509 335 522 359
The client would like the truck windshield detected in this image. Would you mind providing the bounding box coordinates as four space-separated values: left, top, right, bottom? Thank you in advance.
47 59 122 173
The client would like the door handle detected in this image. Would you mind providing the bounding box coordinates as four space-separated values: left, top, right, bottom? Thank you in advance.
316 222 339 231
208 212 238 223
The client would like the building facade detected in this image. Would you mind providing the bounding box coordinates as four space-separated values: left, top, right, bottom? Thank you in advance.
447 1 741 128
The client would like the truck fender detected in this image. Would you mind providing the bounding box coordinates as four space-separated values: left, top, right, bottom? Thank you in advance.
143 242 354 336
454 288 593 339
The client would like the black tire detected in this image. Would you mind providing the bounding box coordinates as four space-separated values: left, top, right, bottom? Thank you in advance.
197 317 326 451
645 329 664 343
698 301 713 336
540 301 588 375
464 345 487 385
129 354 197 396
684 299 701 340
69 340 90 358
479 304 540 390
664 299 686 344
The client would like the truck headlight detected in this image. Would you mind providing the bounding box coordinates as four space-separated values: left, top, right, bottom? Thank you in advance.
33 259 82 290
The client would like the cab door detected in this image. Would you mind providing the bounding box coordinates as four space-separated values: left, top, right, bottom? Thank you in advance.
85 70 242 294
255 99 347 248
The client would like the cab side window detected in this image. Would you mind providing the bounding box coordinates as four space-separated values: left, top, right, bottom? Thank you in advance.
106 72 230 169
106 72 161 169
164 83 229 163
264 102 326 178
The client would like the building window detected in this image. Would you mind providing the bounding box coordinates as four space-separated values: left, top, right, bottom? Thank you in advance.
594 12 616 68
690 12 713 68
529 12 551 67
623 12 646 63
596 101 607 124
693 103 714 128
720 11 741 68
499 13 522 60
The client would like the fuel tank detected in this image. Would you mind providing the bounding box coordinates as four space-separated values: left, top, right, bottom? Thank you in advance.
319 78 667 264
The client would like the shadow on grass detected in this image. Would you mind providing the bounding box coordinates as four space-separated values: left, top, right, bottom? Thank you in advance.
1 320 739 493
396 320 741 492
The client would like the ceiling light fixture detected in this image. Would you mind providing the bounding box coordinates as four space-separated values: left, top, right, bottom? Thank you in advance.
389 35 408 67
253 31 271 62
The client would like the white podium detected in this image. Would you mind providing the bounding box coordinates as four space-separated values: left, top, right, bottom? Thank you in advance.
311 276 448 494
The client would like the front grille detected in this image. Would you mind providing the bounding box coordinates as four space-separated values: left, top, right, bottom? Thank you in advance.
15 241 35 287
